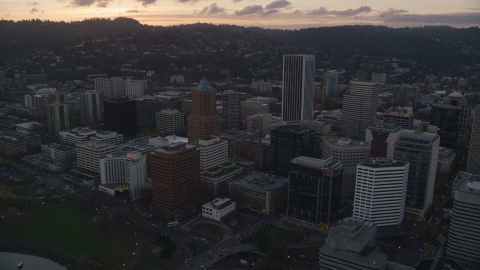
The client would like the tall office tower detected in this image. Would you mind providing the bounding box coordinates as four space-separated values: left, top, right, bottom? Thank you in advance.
325 70 339 98
99 152 147 201
24 95 34 108
365 123 402 159
46 101 69 136
104 97 137 137
322 137 371 199
241 100 268 117
353 158 408 227
94 77 125 98
342 80 380 140
151 142 200 211
198 136 228 170
136 96 164 132
431 91 471 154
382 105 414 130
125 80 147 99
80 90 103 126
288 156 343 226
393 84 418 107
222 90 248 129
467 105 480 175
76 141 116 173
394 130 439 218
446 172 480 270
245 113 281 136
281 55 315 122
156 109 184 134
318 218 387 270
187 80 222 143
270 122 315 177
371 72 387 84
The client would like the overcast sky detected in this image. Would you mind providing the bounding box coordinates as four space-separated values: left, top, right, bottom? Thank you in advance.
1 0 479 29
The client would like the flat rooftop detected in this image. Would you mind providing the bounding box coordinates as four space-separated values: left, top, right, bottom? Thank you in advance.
43 143 75 151
368 123 402 132
154 142 197 155
231 172 288 192
323 136 370 149
359 158 408 168
0 135 24 144
203 198 233 210
291 156 334 170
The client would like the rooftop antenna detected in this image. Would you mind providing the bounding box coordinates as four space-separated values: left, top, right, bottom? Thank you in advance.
361 1 363 25
413 10 415 28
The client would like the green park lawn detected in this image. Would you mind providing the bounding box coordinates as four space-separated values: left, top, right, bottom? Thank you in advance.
0 204 135 268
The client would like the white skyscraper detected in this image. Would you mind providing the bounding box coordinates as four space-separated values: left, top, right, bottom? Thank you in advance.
342 80 380 140
281 55 315 122
354 158 408 227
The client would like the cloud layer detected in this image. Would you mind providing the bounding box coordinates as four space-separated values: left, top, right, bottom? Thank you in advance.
199 3 225 15
308 5 372 16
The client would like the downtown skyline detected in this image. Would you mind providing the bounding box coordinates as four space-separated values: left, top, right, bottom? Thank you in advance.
1 0 479 29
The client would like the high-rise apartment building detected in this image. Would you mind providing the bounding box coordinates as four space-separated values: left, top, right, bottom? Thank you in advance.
318 218 387 270
467 105 480 175
151 142 200 211
46 101 69 136
342 80 380 140
288 156 343 225
241 99 268 117
371 72 387 84
269 122 315 177
282 55 315 122
104 97 137 137
187 80 222 143
94 77 125 98
80 90 103 126
322 137 371 198
365 123 402 159
222 90 248 129
198 136 228 170
156 109 184 134
393 84 418 107
446 172 480 270
394 130 439 217
125 80 147 98
353 158 408 227
76 141 117 173
325 70 339 98
99 152 147 201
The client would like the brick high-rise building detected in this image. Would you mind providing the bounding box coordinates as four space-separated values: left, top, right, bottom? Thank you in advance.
151 142 200 211
187 80 222 143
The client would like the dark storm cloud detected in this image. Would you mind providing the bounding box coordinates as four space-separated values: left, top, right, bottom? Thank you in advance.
308 5 372 16
378 8 409 18
135 0 157 6
382 12 480 26
198 3 226 15
265 0 291 10
234 5 264 16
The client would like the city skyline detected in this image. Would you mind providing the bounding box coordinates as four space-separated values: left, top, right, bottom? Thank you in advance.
1 0 479 29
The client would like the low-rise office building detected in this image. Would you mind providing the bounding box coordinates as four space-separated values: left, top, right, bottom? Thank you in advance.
318 217 387 270
229 172 288 214
0 135 27 157
59 127 97 145
201 198 236 221
200 162 243 201
90 130 123 145
41 143 76 164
